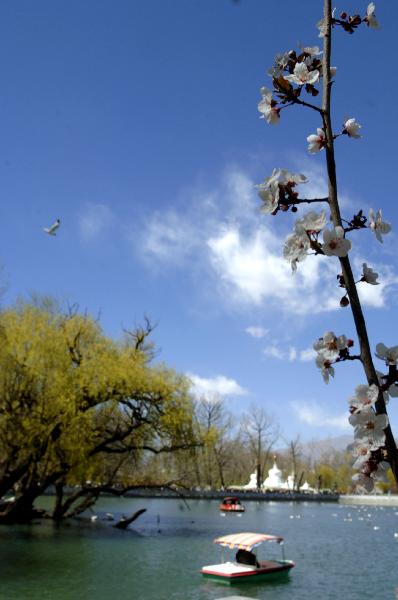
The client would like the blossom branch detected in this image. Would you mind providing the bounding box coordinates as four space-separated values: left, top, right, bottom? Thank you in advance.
321 0 398 481
293 97 324 114
293 197 329 205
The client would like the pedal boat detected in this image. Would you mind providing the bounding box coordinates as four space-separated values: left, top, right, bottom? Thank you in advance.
219 497 245 513
201 532 294 584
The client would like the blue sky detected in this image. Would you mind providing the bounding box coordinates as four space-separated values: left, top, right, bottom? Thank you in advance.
1 0 397 443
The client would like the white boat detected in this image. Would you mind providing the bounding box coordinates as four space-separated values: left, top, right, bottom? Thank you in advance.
201 532 294 584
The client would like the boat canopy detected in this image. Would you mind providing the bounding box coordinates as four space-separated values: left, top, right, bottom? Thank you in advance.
214 532 283 551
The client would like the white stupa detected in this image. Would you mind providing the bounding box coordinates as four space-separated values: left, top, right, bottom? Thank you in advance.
280 473 295 491
243 469 258 490
232 460 316 493
262 460 285 490
301 481 316 493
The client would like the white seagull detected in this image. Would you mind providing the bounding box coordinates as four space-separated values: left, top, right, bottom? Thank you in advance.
43 219 61 236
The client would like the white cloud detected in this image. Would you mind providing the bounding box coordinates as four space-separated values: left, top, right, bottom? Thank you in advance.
136 161 397 315
262 345 301 362
290 400 350 430
353 258 398 309
300 347 316 362
138 167 256 267
207 223 340 315
141 211 198 265
263 345 285 360
245 326 269 339
78 203 114 240
290 158 353 210
187 372 248 401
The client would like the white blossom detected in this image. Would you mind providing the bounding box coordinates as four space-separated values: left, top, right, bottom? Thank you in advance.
351 440 375 470
307 128 326 153
300 45 322 56
258 87 280 125
375 343 398 366
295 210 327 234
352 472 374 492
267 52 289 78
349 411 388 447
277 169 308 186
315 354 335 383
369 209 391 243
262 168 307 188
322 226 351 257
314 331 348 361
366 3 379 29
362 263 379 285
374 370 392 407
372 461 390 483
285 62 319 85
329 66 337 79
349 384 379 414
317 17 327 38
283 231 310 272
258 182 279 214
317 8 337 37
343 118 362 138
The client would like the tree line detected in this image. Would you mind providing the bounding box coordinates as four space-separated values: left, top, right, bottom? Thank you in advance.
0 300 394 524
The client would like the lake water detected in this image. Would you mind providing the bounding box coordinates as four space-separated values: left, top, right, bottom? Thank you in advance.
1 497 398 600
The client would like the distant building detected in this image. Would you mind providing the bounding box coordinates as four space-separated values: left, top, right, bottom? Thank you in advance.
262 461 285 490
233 459 317 493
242 470 258 490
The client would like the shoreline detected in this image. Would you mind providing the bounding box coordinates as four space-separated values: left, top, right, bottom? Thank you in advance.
116 487 339 502
42 487 398 505
339 494 398 506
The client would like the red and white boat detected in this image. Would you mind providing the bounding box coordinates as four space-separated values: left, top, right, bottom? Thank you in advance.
219 497 245 513
201 532 295 584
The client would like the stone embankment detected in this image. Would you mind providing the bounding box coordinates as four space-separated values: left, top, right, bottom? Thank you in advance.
340 494 398 506
121 488 339 502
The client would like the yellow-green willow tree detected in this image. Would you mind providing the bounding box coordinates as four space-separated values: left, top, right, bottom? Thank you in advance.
0 304 197 523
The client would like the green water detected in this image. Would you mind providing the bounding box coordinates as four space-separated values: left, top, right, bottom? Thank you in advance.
1 497 397 599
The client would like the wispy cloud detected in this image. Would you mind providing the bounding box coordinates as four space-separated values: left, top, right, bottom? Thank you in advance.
140 210 199 265
290 157 354 210
290 400 350 430
245 326 269 339
207 222 341 315
78 203 114 241
353 257 398 309
263 345 297 361
263 345 285 360
263 345 311 362
187 372 248 402
135 162 397 316
299 347 316 362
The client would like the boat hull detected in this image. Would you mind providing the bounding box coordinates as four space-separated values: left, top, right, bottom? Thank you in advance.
201 560 294 585
219 505 245 513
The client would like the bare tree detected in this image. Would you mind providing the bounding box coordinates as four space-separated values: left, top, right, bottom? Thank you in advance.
196 395 234 489
286 435 303 491
241 405 280 489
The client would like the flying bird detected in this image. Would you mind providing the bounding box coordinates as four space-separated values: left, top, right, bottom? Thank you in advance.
43 219 61 236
